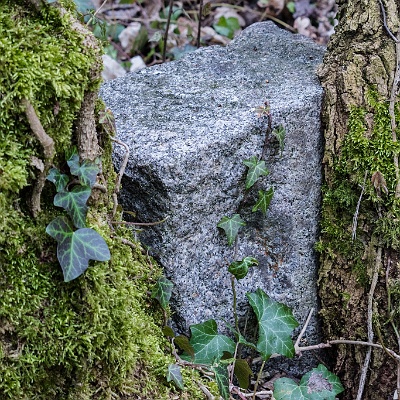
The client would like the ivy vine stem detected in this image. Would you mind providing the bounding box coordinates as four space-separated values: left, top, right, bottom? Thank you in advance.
252 360 265 400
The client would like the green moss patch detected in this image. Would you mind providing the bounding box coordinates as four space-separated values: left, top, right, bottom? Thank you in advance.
0 1 201 398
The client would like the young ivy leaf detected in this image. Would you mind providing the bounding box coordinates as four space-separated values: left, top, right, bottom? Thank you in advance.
185 319 235 365
272 125 286 155
67 153 100 188
46 216 110 282
228 256 258 280
246 288 299 360
252 188 274 215
166 364 184 390
217 214 246 246
273 364 344 400
174 335 195 359
151 276 173 309
243 156 269 189
211 364 230 400
47 168 69 192
234 359 253 389
54 185 91 228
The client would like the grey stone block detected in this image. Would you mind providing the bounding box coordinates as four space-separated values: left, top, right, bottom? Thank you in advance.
100 21 325 375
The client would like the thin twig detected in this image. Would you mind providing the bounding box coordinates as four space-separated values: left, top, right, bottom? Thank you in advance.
294 308 314 351
196 380 215 400
162 0 174 62
252 360 265 400
378 0 399 43
386 257 400 396
112 216 169 226
352 170 368 240
295 339 400 361
242 390 273 398
117 237 137 250
197 0 203 48
92 0 108 19
356 246 381 400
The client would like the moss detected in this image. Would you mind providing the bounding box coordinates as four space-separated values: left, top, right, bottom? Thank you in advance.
0 2 205 399
318 87 400 287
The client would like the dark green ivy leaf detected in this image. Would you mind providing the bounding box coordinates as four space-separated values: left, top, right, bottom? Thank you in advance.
54 185 91 228
217 214 246 246
46 216 110 282
47 168 69 192
151 276 173 309
247 289 299 360
67 153 99 188
187 319 235 365
162 326 175 338
252 188 274 215
228 256 258 280
234 359 253 389
243 156 269 189
212 364 230 400
174 335 195 359
167 364 184 390
273 364 344 400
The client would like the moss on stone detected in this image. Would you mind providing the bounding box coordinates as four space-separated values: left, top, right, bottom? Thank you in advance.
0 1 206 398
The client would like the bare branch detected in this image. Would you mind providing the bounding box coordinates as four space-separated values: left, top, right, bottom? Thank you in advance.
356 246 381 400
295 308 314 352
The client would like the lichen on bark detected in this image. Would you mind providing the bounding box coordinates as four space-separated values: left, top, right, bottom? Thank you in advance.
317 0 400 398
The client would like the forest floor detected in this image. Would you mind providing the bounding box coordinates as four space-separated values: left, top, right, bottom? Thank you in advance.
86 0 336 76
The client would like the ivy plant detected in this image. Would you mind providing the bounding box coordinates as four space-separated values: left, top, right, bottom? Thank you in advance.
46 150 110 282
152 121 344 399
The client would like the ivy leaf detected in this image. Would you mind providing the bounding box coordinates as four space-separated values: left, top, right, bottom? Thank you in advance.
217 214 246 246
246 289 299 360
234 359 252 389
212 364 230 400
272 125 286 155
151 276 173 309
46 216 110 282
186 320 235 364
228 257 258 280
166 364 184 390
54 185 91 228
252 188 274 215
213 16 240 39
243 156 269 189
67 153 99 188
47 168 69 192
273 364 344 400
174 335 195 359
162 326 175 338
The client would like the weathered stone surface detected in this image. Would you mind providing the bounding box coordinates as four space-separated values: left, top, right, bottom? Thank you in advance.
101 22 325 373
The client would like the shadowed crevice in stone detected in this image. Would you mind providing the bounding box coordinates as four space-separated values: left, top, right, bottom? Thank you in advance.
101 21 325 375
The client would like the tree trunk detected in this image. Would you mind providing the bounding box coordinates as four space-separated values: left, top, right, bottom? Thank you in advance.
318 0 400 398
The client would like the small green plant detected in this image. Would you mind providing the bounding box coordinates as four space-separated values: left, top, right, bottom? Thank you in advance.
46 150 110 282
151 114 344 398
213 16 241 39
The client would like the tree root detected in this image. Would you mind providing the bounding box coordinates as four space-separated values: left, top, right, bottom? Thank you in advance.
21 98 55 216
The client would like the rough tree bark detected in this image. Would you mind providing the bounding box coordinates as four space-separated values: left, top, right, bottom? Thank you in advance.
318 0 400 398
